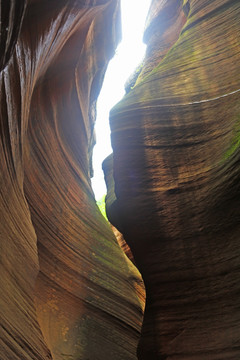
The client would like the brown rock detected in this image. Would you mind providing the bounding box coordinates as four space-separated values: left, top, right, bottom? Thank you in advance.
109 0 240 359
1 1 144 359
0 0 27 71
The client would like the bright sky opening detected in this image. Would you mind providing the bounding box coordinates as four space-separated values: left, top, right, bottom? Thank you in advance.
91 0 151 200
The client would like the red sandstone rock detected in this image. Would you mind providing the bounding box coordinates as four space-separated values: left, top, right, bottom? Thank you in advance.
109 0 240 358
0 1 144 359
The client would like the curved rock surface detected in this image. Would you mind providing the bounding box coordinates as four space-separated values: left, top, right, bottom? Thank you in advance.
0 1 144 359
109 0 240 359
103 154 137 265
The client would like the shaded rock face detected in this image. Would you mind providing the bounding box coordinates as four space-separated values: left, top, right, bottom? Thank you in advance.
103 154 138 265
108 0 240 359
0 1 144 359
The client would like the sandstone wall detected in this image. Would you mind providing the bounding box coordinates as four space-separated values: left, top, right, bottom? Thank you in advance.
0 1 144 359
108 0 240 358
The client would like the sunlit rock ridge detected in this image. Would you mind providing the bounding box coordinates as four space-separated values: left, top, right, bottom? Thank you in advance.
105 0 240 359
0 1 144 359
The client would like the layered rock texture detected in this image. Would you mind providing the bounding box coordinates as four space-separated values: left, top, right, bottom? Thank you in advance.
107 0 240 359
0 1 144 359
2 0 240 359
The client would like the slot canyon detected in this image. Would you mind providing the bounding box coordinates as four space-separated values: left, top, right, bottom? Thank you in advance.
0 1 240 359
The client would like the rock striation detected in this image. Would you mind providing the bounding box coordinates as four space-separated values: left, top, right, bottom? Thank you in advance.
0 1 144 359
108 0 240 359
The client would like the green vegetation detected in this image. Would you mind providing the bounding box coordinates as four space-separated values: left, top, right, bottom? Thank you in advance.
124 61 144 93
96 195 107 219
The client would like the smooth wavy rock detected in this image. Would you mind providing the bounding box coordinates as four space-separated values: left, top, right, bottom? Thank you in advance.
0 1 144 359
109 0 240 359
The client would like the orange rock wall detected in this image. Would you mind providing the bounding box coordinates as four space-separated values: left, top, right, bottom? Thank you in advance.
0 1 144 359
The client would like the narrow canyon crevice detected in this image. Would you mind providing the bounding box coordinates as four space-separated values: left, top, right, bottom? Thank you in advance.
1 0 240 360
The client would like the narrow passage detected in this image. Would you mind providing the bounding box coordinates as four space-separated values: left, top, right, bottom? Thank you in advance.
91 0 151 201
